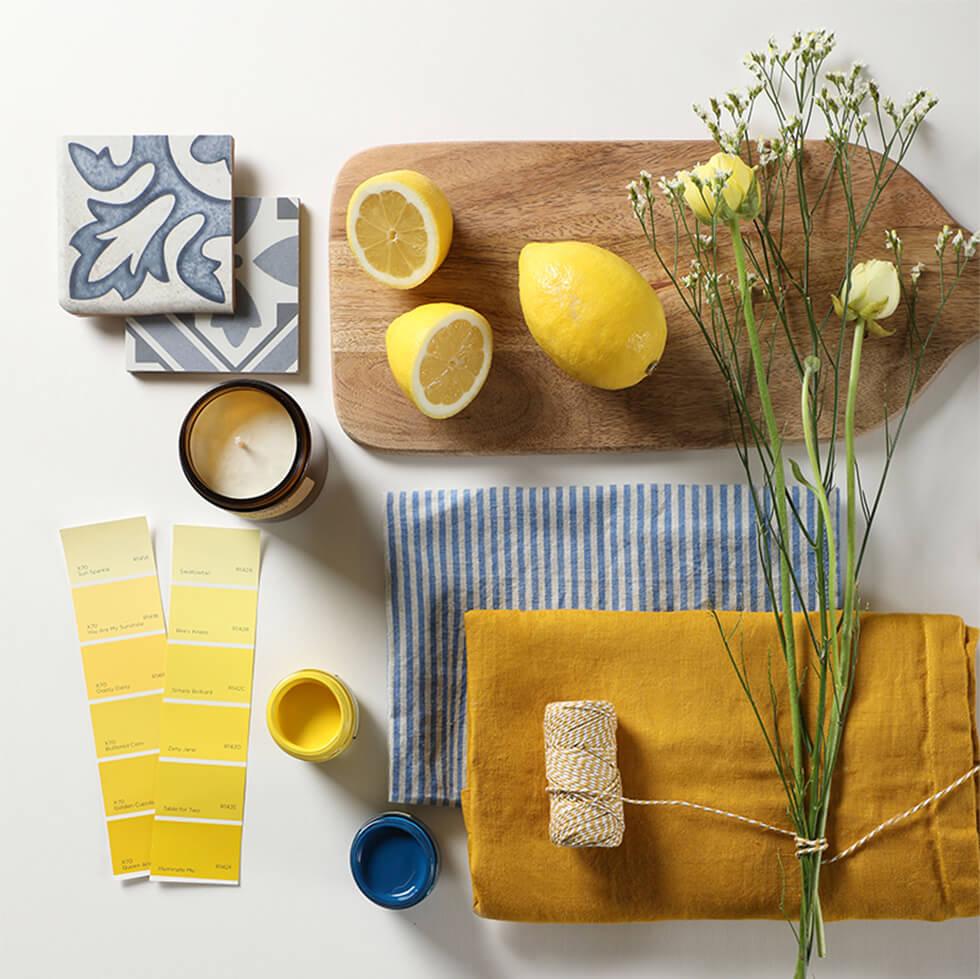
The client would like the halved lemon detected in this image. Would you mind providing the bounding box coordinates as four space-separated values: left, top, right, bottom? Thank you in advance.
386 303 493 419
346 170 453 289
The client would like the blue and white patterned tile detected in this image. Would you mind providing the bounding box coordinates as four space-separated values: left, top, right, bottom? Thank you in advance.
125 197 299 373
59 135 234 316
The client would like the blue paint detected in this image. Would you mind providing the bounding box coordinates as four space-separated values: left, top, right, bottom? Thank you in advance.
350 813 439 910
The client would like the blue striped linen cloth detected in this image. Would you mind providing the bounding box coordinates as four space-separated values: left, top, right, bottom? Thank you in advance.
385 483 840 806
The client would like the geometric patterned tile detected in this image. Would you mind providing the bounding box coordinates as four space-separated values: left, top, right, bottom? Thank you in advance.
59 135 234 316
125 197 299 373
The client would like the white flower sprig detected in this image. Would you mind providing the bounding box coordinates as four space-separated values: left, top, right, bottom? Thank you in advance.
935 225 954 256
627 30 979 979
884 229 903 260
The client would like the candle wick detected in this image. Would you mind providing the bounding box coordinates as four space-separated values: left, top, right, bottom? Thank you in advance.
235 435 249 451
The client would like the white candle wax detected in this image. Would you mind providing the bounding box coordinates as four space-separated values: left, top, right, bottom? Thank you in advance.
188 388 298 499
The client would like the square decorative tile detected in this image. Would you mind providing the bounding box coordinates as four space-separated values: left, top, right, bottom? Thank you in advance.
59 135 234 316
125 197 299 373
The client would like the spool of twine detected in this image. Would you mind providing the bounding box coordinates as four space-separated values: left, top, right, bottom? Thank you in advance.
544 700 625 847
544 699 980 859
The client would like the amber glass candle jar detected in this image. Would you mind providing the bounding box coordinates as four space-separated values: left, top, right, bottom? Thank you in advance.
179 380 327 521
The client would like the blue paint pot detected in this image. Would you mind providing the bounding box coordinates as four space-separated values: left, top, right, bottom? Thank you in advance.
349 812 439 910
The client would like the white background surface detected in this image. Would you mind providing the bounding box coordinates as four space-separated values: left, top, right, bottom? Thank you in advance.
1 1 977 976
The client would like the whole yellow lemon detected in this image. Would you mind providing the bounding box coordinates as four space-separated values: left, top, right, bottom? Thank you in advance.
518 242 667 390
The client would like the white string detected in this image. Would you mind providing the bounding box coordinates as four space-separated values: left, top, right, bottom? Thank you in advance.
544 700 980 862
823 763 980 863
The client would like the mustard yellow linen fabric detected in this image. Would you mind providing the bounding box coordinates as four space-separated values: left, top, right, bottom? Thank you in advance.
461 610 979 922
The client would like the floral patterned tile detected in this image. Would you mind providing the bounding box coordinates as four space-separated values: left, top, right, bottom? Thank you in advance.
125 197 299 373
59 135 234 316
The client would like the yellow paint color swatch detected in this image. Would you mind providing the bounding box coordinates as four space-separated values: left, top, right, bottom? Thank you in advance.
155 761 247 821
169 585 257 646
60 517 168 879
164 644 252 703
80 634 167 700
90 693 161 758
158 701 250 762
150 525 260 885
150 820 243 884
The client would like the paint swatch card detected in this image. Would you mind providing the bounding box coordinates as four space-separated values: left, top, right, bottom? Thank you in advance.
150 525 260 885
60 517 168 879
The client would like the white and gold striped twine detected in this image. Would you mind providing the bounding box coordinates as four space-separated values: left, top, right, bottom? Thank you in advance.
544 700 980 861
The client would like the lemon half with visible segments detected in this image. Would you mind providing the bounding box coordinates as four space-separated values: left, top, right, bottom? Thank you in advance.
346 170 453 289
386 303 493 419
519 241 667 389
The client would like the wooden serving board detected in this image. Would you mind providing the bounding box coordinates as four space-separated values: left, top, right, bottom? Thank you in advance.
329 141 978 453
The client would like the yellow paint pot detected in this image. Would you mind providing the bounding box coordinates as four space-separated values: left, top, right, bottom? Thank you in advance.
266 669 359 762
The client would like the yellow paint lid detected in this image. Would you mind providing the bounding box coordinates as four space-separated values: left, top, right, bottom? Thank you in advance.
266 669 359 762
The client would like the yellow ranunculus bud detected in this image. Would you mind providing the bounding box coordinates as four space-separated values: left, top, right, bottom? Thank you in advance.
831 259 901 337
680 152 759 224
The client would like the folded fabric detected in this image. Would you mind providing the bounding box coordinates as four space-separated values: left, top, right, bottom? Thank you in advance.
461 610 979 922
386 484 839 805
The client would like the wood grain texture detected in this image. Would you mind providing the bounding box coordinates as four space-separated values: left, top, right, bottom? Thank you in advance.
329 141 978 454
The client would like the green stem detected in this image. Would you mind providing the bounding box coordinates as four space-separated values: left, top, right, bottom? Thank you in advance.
732 219 810 958
840 320 865 663
801 361 839 678
801 358 839 960
810 319 866 961
732 219 804 795
814 895 827 961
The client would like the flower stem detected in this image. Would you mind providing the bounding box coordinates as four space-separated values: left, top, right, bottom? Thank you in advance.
809 318 866 961
732 218 810 956
841 319 865 645
731 219 804 792
801 359 840 679
801 358 839 959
